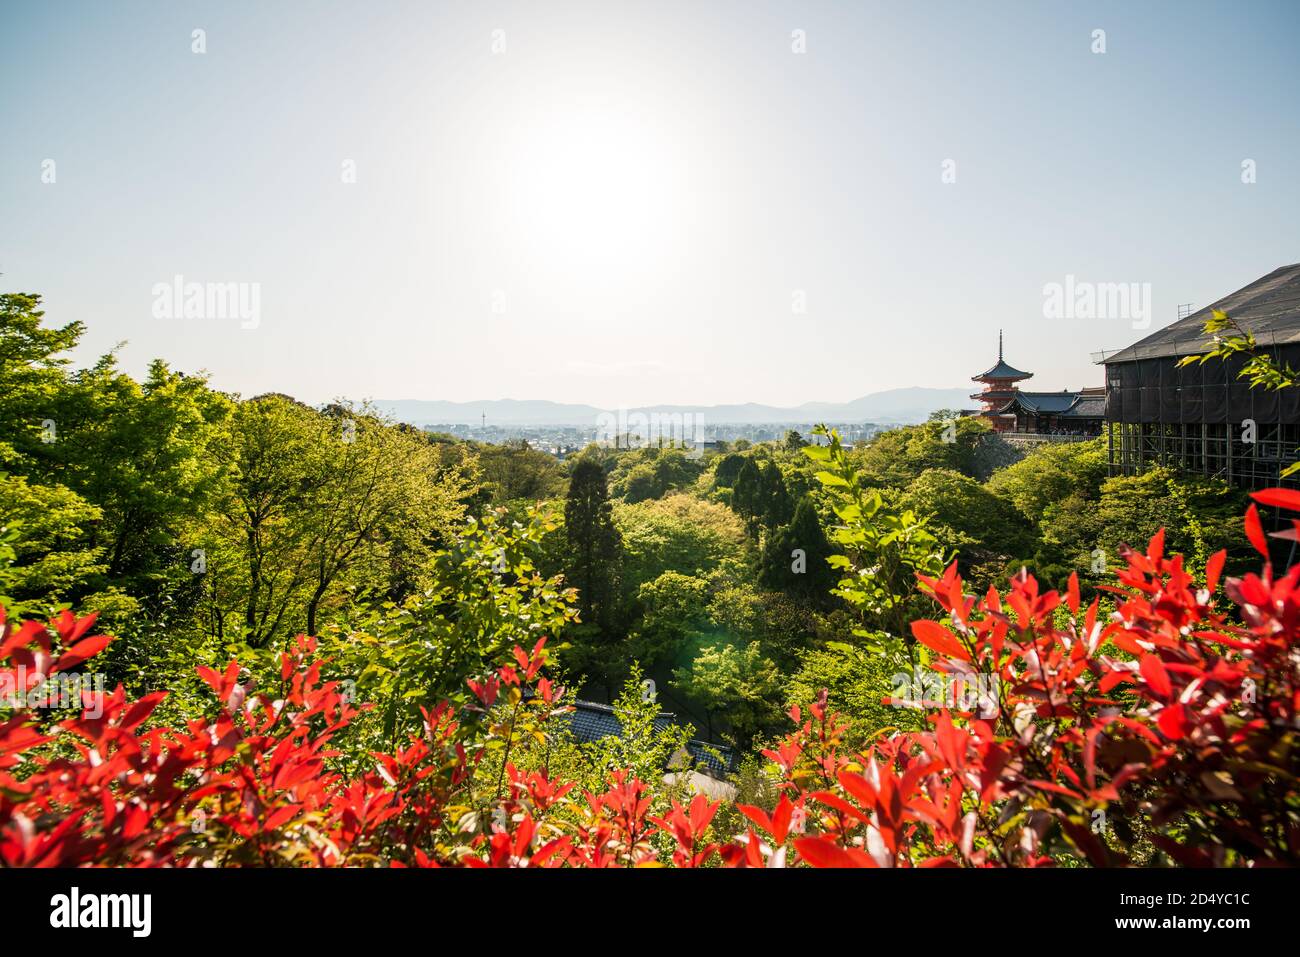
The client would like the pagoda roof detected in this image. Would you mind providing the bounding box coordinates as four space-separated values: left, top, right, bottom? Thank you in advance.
972 360 1033 381
972 330 1032 381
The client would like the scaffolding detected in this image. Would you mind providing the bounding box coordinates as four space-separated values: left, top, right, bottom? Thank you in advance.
1105 336 1300 489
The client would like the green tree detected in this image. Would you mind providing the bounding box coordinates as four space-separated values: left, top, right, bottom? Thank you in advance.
852 416 992 488
476 439 565 503
299 404 471 636
57 358 232 593
900 468 1035 588
321 503 578 752
0 295 231 616
673 641 781 748
760 495 837 602
986 437 1108 526
805 426 950 661
731 458 762 534
563 457 623 635
1036 467 1248 585
759 460 793 529
204 394 332 645
786 642 924 750
0 293 83 465
0 470 108 615
711 452 746 489
608 447 703 502
614 493 747 598
628 570 712 670
705 582 821 670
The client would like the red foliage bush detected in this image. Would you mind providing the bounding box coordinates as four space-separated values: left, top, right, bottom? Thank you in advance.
2 492 1298 867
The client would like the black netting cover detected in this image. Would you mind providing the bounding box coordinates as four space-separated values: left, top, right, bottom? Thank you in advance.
1105 352 1300 425
1283 386 1300 421
1139 385 1159 419
1122 388 1139 423
1160 384 1181 421
1204 384 1228 421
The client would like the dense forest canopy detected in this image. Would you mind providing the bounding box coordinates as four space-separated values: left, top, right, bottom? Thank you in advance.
0 292 1256 741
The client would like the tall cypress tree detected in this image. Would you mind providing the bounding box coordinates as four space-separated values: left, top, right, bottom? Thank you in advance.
732 458 762 534
761 496 837 603
760 461 794 529
712 452 746 489
564 457 622 633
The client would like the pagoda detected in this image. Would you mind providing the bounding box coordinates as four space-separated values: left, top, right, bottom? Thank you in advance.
970 331 1032 432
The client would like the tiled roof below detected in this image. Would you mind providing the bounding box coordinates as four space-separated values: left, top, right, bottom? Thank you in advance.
994 391 1104 417
562 700 738 775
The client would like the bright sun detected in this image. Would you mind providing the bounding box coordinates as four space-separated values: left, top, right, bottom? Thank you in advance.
498 104 681 280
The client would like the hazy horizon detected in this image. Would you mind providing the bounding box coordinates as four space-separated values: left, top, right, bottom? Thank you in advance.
3 0 1298 408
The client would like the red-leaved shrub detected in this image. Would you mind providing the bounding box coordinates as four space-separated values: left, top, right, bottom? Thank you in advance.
2 491 1298 867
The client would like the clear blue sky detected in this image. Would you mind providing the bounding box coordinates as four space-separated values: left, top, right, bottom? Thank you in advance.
1 0 1297 408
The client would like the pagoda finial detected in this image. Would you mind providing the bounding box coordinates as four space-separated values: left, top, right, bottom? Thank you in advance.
998 329 1003 361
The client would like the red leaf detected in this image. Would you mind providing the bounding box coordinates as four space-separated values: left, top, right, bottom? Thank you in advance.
1139 654 1172 698
1245 504 1268 557
1205 550 1226 595
909 620 970 662
1250 488 1300 512
836 770 879 811
769 794 793 845
1146 528 1165 564
51 634 112 673
1157 703 1191 740
54 611 99 647
0 621 47 659
120 691 167 731
263 804 302 831
1066 572 1080 616
793 837 878 868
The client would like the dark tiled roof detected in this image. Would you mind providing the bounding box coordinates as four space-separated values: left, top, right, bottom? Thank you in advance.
566 700 673 741
563 700 738 775
994 391 1105 418
1104 263 1300 364
973 359 1033 381
683 741 737 776
1062 395 1106 418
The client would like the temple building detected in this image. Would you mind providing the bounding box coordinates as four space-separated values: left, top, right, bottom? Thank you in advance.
996 388 1106 434
970 331 1033 432
1103 262 1300 489
967 332 1104 436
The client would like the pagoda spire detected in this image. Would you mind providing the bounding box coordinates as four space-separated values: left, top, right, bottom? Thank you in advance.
998 329 1003 361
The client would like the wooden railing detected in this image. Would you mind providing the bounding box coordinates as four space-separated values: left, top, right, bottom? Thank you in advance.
1001 432 1096 444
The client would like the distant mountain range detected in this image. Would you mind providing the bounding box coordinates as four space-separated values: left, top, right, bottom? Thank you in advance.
376 387 972 427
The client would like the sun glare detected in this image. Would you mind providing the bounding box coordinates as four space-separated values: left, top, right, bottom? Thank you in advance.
499 105 680 279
